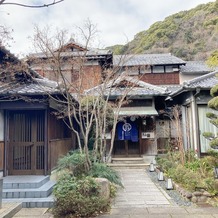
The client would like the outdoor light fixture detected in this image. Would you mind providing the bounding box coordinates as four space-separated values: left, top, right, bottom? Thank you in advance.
214 167 218 179
149 162 155 172
158 171 164 181
143 119 147 125
166 178 173 190
153 158 156 165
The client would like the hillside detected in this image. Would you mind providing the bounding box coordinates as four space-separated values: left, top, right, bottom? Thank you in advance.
107 0 218 61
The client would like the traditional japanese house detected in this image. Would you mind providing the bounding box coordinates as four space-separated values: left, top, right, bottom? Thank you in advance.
0 46 74 176
27 40 113 92
168 70 218 157
86 74 171 159
113 53 186 85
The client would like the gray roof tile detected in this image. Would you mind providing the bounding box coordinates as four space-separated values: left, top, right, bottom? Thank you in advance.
113 53 186 66
0 78 59 95
159 84 182 93
183 70 218 89
85 74 169 97
29 49 112 59
180 61 216 75
170 70 218 97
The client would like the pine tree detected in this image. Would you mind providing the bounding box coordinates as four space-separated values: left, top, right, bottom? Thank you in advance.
203 76 218 149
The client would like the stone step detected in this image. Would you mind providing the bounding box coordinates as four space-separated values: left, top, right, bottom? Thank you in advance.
108 163 149 168
111 157 145 164
3 195 55 208
3 176 50 189
3 180 55 199
0 203 22 218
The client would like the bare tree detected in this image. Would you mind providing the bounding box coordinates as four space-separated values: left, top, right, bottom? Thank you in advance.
169 105 185 165
0 25 13 47
0 0 64 8
28 23 138 170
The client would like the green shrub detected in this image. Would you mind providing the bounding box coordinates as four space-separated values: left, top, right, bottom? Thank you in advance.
89 163 123 187
167 164 187 183
54 151 123 217
53 175 109 217
156 157 176 172
185 159 200 171
56 151 122 187
56 150 88 177
203 177 218 195
157 152 218 194
207 149 218 158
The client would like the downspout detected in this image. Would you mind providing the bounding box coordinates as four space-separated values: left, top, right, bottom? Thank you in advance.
44 109 48 175
3 110 7 177
181 106 188 151
191 88 201 157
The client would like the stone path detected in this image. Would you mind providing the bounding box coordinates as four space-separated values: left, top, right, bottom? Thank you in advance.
98 168 218 218
111 168 174 208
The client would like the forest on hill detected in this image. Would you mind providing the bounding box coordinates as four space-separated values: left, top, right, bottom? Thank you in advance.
107 0 218 61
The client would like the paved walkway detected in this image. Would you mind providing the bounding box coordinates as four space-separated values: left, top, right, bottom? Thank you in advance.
111 168 174 208
2 168 218 217
98 168 218 218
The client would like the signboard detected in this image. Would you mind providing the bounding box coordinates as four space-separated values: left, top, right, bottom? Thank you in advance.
142 132 155 139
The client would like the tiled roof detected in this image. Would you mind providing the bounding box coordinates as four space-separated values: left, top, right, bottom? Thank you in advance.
180 61 216 75
85 74 169 97
0 78 59 95
169 70 218 97
113 53 186 66
0 46 60 96
159 84 182 93
183 70 218 89
29 48 112 59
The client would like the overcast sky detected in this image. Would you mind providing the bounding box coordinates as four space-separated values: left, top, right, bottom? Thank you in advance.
0 0 215 56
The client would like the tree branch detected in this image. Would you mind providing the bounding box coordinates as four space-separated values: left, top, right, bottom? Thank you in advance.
0 0 64 8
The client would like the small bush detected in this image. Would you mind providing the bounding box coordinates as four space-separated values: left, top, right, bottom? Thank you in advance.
56 151 122 187
156 158 176 172
185 159 200 171
89 163 123 187
53 175 109 217
157 152 218 195
56 150 88 177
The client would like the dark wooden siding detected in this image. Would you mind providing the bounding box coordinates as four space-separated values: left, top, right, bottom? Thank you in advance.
0 141 4 171
48 111 75 171
140 73 179 85
49 138 73 170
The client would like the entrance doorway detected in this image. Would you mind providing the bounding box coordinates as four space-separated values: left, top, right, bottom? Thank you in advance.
114 140 140 156
8 110 45 175
114 119 140 156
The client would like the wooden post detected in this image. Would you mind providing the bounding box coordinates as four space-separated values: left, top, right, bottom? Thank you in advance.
125 140 128 156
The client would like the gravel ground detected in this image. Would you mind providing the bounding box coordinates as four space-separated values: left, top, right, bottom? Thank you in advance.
147 167 193 207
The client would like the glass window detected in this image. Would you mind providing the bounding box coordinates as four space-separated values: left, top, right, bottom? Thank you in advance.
153 66 164 73
165 66 173 73
198 105 217 153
